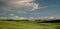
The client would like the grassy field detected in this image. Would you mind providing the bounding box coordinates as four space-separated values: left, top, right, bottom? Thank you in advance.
0 20 60 29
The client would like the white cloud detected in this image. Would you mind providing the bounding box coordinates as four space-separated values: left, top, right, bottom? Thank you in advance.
0 0 40 18
0 0 39 14
10 14 15 16
19 17 27 19
0 16 60 20
31 3 39 11
7 0 34 7
0 17 7 19
50 16 54 19
5 0 39 13
39 6 48 9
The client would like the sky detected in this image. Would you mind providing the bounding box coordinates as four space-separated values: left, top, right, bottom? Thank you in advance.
0 0 60 19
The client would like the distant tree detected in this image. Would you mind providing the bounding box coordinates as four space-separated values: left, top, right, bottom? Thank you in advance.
43 20 60 23
35 20 41 23
7 19 13 21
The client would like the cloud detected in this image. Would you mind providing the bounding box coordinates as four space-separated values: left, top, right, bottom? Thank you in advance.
0 17 7 19
0 0 39 14
0 15 60 20
50 16 54 19
7 0 34 7
31 3 39 11
11 15 28 19
10 14 15 16
38 6 48 9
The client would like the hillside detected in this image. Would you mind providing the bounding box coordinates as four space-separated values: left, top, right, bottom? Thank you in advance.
0 20 60 29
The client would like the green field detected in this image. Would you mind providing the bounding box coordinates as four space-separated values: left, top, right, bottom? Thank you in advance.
0 20 60 29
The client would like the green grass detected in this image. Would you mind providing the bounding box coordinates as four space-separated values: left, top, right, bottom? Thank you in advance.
0 20 60 29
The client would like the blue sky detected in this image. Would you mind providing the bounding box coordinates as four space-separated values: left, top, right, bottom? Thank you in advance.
0 0 60 19
35 0 60 15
